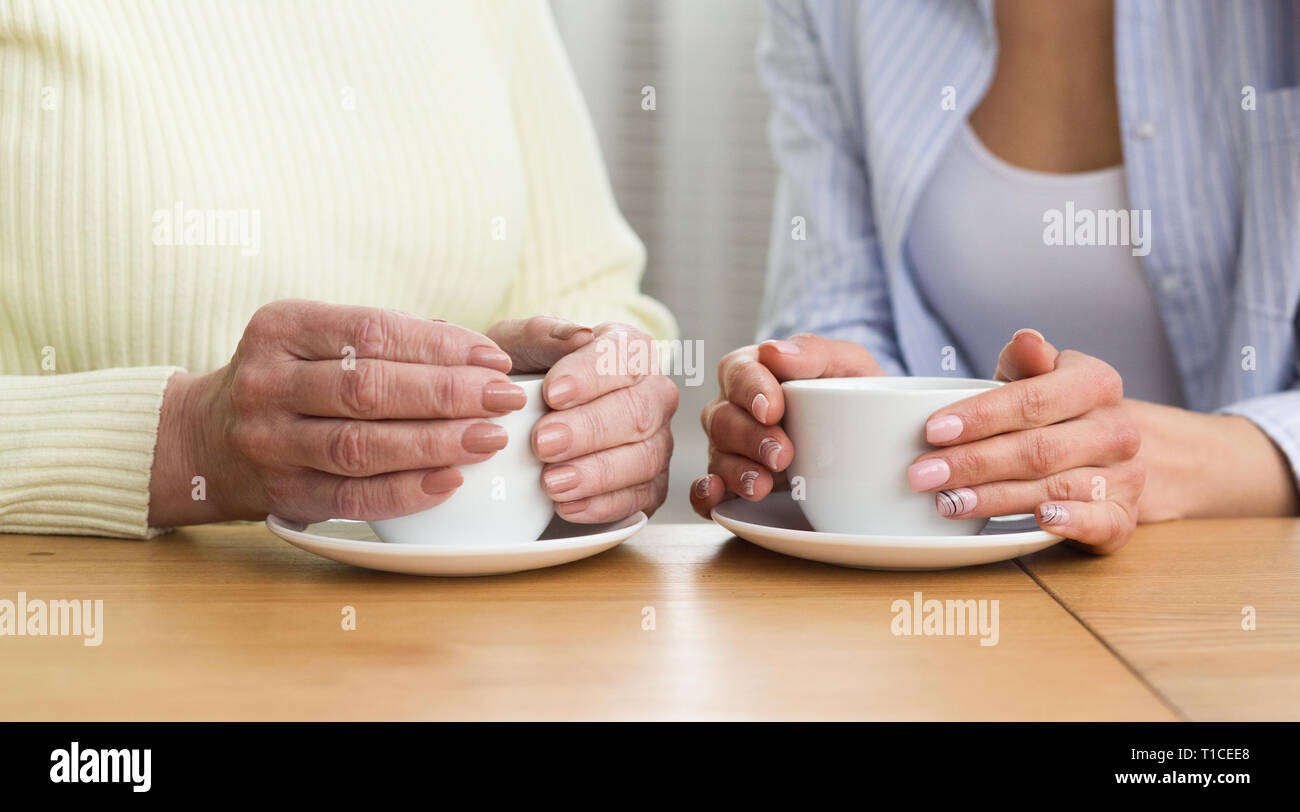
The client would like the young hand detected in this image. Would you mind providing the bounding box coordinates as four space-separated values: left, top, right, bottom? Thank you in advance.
915 329 1145 553
690 333 884 518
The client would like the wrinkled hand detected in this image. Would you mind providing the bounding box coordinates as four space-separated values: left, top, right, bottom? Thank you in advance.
689 333 884 518
153 299 526 526
488 317 678 522
914 329 1145 553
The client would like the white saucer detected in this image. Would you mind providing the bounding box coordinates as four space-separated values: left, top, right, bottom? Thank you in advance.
266 512 647 576
711 493 1062 571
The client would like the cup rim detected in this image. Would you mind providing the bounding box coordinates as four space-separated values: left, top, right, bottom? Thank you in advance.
781 376 1000 394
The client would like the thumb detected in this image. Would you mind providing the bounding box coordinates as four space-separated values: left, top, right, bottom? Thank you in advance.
994 328 1059 381
486 316 594 373
756 334 884 381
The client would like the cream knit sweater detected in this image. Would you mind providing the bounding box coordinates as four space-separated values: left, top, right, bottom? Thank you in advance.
0 0 676 538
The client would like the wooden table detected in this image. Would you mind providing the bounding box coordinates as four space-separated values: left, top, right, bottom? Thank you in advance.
0 518 1296 721
1018 519 1300 722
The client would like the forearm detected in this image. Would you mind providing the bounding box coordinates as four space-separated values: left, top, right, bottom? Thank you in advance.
1127 399 1300 521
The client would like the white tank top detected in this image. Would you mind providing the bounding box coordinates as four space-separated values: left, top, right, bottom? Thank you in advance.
906 121 1185 406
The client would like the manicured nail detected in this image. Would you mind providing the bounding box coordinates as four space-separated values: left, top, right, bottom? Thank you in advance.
550 322 592 341
759 437 782 470
692 475 711 499
482 381 526 412
421 468 463 494
751 392 770 423
739 470 759 496
468 345 512 370
546 375 577 408
907 458 951 491
534 423 572 457
462 422 508 453
936 488 977 517
925 415 964 444
557 497 590 516
1012 328 1045 345
761 339 801 355
1039 503 1069 526
543 465 581 494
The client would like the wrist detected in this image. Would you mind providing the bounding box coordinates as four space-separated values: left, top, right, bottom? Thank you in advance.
148 369 234 528
1128 399 1299 520
1211 414 1300 516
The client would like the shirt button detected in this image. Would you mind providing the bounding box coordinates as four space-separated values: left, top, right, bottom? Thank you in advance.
1134 120 1157 140
1159 274 1182 294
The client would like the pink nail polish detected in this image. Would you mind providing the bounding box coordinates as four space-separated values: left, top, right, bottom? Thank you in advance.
542 466 580 493
421 469 463 494
761 339 801 355
907 458 950 491
534 424 572 457
936 488 977 517
462 422 508 453
740 470 759 497
550 322 592 341
1012 328 1045 344
692 475 711 499
467 346 512 371
482 382 526 412
546 375 577 408
925 415 964 444
751 393 770 424
558 497 590 516
1039 503 1069 526
758 437 782 470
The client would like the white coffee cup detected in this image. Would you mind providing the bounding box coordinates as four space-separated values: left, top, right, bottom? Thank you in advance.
780 376 1002 537
368 374 554 545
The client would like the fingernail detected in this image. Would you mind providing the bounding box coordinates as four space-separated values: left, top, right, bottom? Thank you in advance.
546 375 577 408
1012 328 1045 345
751 392 770 423
421 468 463 494
925 415 964 444
936 488 977 517
462 422 508 453
482 382 527 412
1039 503 1069 526
759 437 782 470
761 339 801 355
907 458 951 491
534 423 572 457
692 475 711 499
543 465 581 494
550 322 592 341
740 469 759 496
468 345 512 370
557 497 590 516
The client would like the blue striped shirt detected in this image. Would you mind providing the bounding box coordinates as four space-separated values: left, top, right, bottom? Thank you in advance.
757 0 1300 487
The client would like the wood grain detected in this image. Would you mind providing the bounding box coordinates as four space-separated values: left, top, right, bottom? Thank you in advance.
0 522 1174 720
1018 518 1300 721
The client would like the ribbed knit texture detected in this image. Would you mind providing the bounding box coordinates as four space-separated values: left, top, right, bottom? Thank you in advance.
0 0 676 538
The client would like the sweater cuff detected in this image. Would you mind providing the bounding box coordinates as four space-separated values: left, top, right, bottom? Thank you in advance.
0 366 184 538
